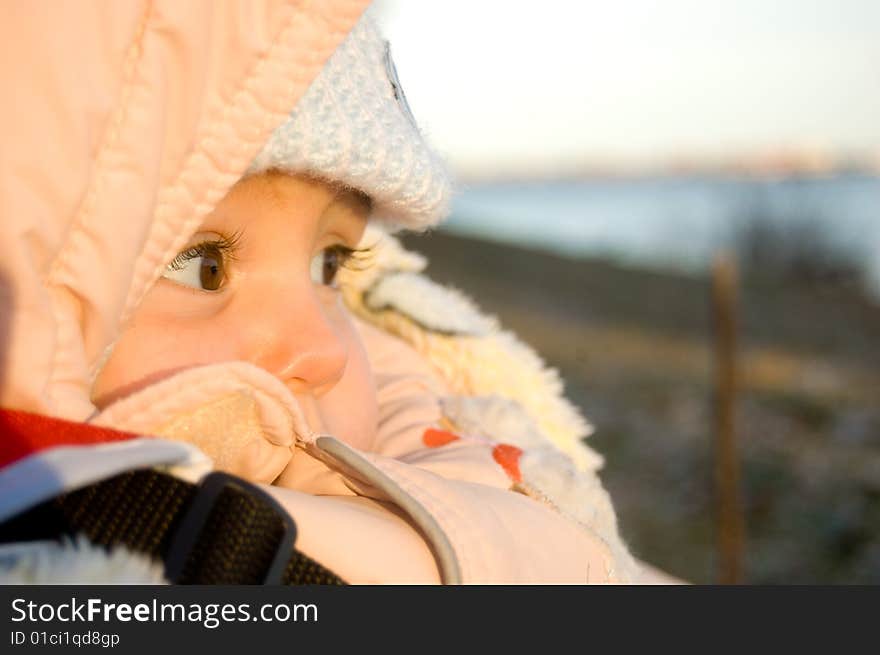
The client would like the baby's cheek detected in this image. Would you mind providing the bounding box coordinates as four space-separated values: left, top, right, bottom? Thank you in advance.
316 320 378 451
91 316 224 408
91 324 169 408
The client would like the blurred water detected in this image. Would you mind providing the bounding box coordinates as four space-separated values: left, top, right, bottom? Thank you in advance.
445 174 880 295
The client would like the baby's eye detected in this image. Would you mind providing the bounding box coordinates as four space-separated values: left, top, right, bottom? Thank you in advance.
310 246 350 287
162 242 227 291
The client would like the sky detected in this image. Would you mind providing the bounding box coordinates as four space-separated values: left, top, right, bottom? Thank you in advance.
373 0 880 176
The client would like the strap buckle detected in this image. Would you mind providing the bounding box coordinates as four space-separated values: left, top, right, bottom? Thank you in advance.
165 472 297 585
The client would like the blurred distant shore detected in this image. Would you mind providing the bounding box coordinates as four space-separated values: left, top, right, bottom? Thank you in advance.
401 229 880 584
441 173 880 302
452 148 880 184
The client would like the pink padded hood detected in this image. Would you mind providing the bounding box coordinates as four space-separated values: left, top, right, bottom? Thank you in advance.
0 0 371 419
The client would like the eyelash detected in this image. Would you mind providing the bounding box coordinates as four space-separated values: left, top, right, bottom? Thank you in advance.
331 244 375 272
166 234 375 279
167 231 242 272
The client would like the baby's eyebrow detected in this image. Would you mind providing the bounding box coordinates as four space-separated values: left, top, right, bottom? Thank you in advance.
333 186 372 214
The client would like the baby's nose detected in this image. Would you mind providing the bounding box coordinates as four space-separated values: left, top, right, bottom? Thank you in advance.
237 285 349 396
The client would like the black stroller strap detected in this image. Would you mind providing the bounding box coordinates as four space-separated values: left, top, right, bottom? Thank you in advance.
0 469 346 585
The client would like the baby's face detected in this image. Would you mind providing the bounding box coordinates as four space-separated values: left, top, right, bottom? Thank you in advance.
92 172 378 450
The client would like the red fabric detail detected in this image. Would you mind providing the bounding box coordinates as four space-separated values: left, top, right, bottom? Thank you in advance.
492 443 523 483
422 427 461 448
0 408 141 469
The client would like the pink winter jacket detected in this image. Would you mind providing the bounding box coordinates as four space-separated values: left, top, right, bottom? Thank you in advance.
0 0 626 583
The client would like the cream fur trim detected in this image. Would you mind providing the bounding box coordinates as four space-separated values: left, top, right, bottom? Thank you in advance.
366 272 496 336
341 228 638 582
342 229 596 470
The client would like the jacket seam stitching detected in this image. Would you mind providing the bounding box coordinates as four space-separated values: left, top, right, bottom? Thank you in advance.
43 0 154 410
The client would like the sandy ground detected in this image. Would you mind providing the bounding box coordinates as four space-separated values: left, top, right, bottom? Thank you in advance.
400 229 880 584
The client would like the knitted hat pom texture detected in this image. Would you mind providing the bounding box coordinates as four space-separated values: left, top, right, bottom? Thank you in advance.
248 12 452 231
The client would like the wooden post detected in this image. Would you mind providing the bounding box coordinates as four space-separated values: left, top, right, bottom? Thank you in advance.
712 252 745 584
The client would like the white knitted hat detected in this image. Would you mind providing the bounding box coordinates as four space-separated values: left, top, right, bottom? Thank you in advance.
248 11 452 231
